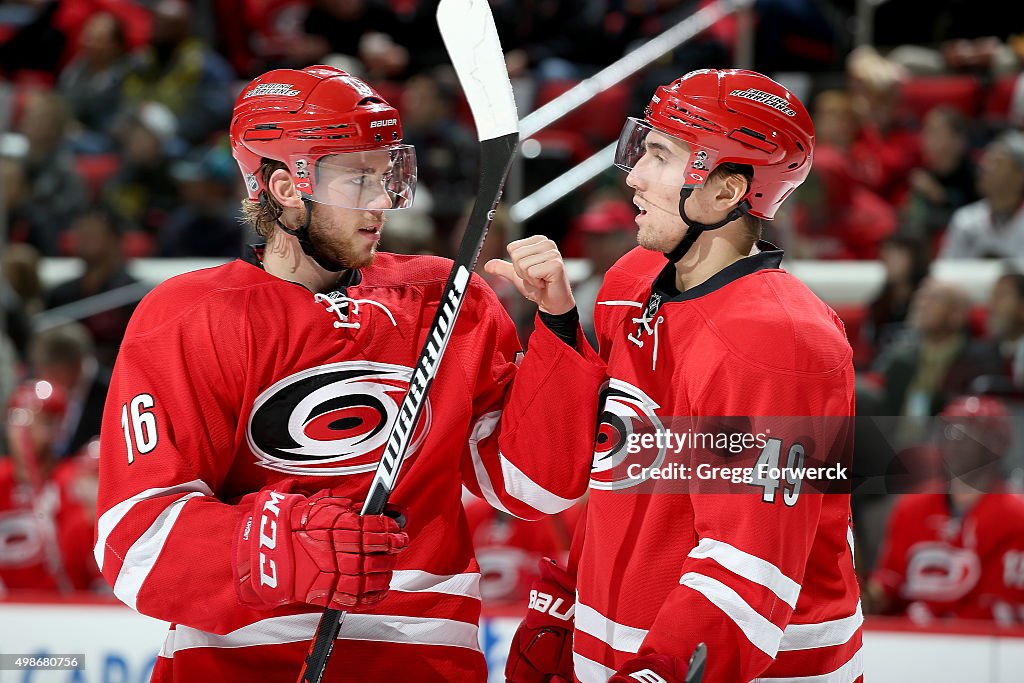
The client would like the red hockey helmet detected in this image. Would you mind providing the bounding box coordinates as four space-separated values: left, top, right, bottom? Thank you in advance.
7 379 68 426
230 65 416 211
614 69 814 219
937 395 1013 455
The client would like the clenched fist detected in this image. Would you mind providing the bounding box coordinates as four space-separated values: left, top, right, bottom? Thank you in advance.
484 236 575 315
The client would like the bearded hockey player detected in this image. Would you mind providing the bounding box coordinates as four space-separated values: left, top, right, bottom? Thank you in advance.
493 69 862 683
93 65 604 682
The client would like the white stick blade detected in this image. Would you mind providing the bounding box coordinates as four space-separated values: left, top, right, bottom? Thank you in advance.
436 0 519 141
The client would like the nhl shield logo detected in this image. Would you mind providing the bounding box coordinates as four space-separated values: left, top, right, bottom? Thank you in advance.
247 361 431 476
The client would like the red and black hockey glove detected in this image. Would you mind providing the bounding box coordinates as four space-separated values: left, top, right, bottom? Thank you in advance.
506 557 576 683
610 644 706 683
234 483 408 611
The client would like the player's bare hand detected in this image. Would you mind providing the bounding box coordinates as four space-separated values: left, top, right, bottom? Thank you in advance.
484 236 575 315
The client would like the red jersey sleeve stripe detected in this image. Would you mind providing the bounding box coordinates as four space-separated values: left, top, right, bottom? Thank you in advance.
679 572 784 656
94 480 214 571
112 491 207 610
160 613 482 656
756 645 864 683
575 601 648 654
778 602 863 652
688 537 801 608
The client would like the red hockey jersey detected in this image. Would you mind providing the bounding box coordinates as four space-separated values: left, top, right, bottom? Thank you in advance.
573 245 862 682
872 491 1024 625
0 454 102 593
93 254 605 682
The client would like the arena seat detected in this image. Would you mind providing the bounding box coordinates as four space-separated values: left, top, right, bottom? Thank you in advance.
899 75 982 120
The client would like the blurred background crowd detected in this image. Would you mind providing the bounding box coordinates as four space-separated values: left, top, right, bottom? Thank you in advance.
2 0 1024 630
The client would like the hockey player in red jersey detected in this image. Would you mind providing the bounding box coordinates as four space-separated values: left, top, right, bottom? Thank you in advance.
1 380 103 593
93 66 605 682
492 70 862 682
869 395 1024 625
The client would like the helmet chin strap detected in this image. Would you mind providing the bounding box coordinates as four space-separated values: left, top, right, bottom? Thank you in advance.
274 197 347 272
663 187 751 264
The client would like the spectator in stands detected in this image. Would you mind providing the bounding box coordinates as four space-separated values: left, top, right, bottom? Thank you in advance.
491 0 606 80
864 233 932 360
0 379 103 593
792 145 897 259
939 130 1024 259
57 11 129 139
873 278 1002 417
846 46 921 205
28 323 110 461
813 90 859 152
290 0 408 79
13 89 88 256
570 199 638 345
401 70 478 234
902 106 979 242
159 143 243 258
973 272 1024 389
119 0 234 146
866 396 1024 625
104 102 180 238
1 243 41 357
44 206 139 368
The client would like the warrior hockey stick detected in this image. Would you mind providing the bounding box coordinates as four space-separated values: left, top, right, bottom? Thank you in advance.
297 1 519 680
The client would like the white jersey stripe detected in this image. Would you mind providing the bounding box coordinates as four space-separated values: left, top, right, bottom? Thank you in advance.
499 454 579 515
112 491 206 610
94 480 214 571
778 602 863 652
573 651 617 683
390 570 481 600
467 411 517 517
160 613 481 656
680 572 784 657
467 410 577 517
575 602 648 654
688 537 801 609
755 645 863 683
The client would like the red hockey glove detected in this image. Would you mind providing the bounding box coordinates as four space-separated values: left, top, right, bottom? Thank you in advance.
234 485 408 611
506 558 576 683
610 645 706 683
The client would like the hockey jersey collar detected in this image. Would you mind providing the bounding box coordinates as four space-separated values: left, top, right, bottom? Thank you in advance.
652 240 783 303
242 243 363 290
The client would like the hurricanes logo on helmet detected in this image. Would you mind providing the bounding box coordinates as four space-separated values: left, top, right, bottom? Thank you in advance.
244 83 300 98
728 88 796 117
590 379 666 490
247 361 431 476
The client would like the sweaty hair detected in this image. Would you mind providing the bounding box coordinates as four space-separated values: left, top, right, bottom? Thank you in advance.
708 162 763 245
239 159 288 238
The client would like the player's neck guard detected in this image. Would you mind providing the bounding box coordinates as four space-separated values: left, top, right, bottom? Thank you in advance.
664 188 751 264
274 197 346 272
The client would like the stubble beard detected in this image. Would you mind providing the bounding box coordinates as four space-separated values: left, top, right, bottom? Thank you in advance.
306 204 378 270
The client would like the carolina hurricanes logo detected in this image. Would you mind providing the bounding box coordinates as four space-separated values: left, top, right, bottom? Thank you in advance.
590 379 665 490
247 361 430 476
904 542 981 601
0 511 46 566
